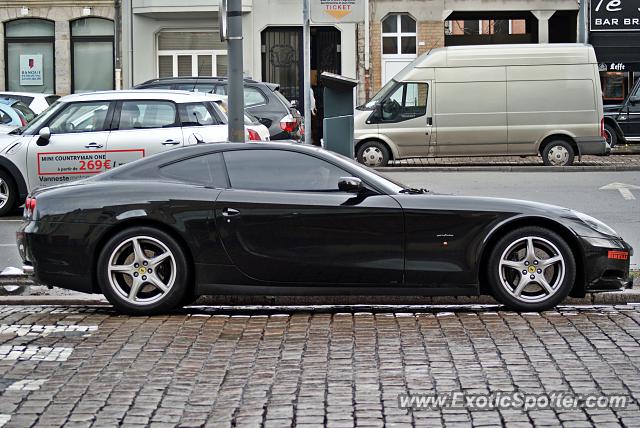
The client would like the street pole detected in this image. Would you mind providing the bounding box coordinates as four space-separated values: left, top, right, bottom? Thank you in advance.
577 0 588 44
227 0 245 142
303 0 312 144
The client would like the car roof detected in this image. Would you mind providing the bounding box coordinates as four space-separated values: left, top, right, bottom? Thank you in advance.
139 77 279 91
0 91 52 97
59 90 227 103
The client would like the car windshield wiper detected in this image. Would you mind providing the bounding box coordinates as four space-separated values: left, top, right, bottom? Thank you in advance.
399 187 429 194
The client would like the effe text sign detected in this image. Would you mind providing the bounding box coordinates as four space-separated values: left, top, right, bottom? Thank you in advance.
591 0 640 31
310 0 365 24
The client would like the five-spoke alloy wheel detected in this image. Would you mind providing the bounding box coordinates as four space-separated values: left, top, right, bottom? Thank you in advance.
0 170 17 217
98 227 189 315
488 227 576 311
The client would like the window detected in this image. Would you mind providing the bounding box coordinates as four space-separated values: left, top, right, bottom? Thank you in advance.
4 19 55 93
160 153 227 187
48 102 111 134
245 87 268 107
382 14 416 55
118 101 177 130
0 109 11 124
224 150 350 192
157 32 228 78
601 72 626 101
180 103 218 126
71 18 115 93
11 101 36 123
381 83 428 122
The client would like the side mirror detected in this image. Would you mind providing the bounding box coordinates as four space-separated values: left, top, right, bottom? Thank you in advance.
37 127 51 146
338 177 363 193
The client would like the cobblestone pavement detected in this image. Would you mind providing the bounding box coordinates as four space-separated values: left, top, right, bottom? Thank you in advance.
1 304 640 427
386 152 640 168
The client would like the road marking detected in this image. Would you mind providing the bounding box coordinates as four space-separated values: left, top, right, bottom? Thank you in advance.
0 220 22 222
600 182 640 200
0 346 73 361
0 244 15 247
0 324 97 337
0 415 9 427
6 379 47 391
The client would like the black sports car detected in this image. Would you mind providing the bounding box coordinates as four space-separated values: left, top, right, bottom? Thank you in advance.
17 143 633 315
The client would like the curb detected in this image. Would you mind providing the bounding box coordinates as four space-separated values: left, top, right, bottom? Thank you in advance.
377 165 640 173
1 290 640 307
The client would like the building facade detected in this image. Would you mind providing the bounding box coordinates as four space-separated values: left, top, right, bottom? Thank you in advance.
0 0 117 95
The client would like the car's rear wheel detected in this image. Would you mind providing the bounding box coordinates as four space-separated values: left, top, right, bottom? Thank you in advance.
603 123 618 148
542 140 575 166
357 140 390 167
487 227 576 311
97 227 189 315
0 170 17 217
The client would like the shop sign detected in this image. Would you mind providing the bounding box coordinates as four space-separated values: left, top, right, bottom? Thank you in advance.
598 62 640 71
310 0 365 24
19 55 43 86
590 0 640 31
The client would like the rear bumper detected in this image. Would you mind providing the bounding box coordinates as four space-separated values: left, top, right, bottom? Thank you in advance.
576 136 610 156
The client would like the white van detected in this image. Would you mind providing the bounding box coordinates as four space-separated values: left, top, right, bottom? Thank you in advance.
354 44 608 167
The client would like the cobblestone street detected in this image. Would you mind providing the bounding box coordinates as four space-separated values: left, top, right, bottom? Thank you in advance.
1 305 640 427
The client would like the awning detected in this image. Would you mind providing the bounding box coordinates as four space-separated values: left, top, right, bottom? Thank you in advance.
590 32 640 72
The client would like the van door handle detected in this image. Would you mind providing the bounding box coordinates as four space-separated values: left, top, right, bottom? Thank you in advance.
162 139 180 145
426 117 433 126
85 142 103 149
222 208 240 217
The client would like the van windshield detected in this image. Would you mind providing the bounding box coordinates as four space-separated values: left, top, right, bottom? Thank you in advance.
359 79 397 110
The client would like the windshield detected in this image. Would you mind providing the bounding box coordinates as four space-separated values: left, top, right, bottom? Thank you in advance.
12 101 63 135
12 101 36 123
362 79 398 109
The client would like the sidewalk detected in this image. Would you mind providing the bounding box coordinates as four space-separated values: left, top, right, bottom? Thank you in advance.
378 145 640 171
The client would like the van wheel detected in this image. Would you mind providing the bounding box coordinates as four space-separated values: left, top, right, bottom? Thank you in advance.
542 140 575 166
603 123 618 148
0 170 17 217
357 141 390 167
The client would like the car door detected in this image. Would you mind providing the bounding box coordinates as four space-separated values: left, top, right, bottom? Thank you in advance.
26 100 113 190
619 83 640 141
179 102 228 145
375 82 432 158
105 99 184 169
215 148 405 285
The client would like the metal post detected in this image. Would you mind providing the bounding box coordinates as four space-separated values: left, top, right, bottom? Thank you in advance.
303 0 311 144
577 0 588 44
227 0 245 142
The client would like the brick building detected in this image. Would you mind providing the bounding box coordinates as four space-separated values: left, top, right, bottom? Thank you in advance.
0 0 117 95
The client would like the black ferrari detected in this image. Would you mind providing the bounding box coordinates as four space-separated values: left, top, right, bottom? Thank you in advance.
17 143 633 315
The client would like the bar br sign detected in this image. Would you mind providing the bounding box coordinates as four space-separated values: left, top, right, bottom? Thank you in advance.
19 55 43 86
591 0 640 31
311 0 364 23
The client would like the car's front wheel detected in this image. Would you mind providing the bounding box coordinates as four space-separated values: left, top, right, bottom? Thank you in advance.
357 140 390 167
487 227 576 311
97 227 190 315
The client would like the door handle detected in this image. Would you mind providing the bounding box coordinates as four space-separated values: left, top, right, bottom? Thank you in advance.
222 208 240 217
85 142 103 149
426 117 433 126
162 139 180 146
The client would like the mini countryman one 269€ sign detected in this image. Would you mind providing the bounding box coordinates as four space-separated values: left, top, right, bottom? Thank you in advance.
310 0 365 23
19 55 43 86
591 0 640 31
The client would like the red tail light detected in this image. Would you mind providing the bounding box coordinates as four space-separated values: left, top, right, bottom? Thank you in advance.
280 114 298 133
601 118 606 139
19 115 26 126
24 197 36 218
247 128 261 141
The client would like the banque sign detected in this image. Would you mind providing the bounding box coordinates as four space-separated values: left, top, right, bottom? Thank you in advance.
590 0 640 31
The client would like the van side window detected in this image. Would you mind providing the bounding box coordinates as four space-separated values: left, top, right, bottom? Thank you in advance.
381 82 428 122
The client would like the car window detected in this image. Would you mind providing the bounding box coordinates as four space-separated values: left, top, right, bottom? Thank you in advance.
160 152 227 187
194 83 217 93
0 109 11 124
245 87 267 107
175 83 196 91
381 82 427 122
118 101 177 130
142 83 173 89
224 149 350 192
10 95 33 105
45 95 60 105
48 102 111 134
11 101 36 122
180 103 219 126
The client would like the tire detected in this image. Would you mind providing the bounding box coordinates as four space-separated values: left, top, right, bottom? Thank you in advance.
97 227 190 315
0 170 17 217
487 226 576 311
542 140 575 166
603 123 618 148
357 140 390 167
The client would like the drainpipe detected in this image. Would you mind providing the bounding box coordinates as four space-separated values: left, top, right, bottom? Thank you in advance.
364 0 370 100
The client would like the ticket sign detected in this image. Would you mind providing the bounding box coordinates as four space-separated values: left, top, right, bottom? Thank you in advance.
19 55 43 86
310 0 365 24
590 0 640 31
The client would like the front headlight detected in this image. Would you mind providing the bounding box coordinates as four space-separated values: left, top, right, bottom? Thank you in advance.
572 210 618 237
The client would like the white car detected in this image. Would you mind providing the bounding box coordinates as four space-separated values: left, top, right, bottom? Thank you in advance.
0 92 60 114
0 90 267 215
